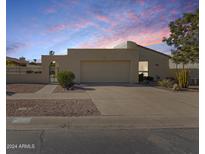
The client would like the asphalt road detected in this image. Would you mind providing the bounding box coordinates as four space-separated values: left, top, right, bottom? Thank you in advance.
7 128 198 154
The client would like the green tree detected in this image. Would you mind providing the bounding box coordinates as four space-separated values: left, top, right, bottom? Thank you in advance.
163 9 199 64
33 59 37 63
49 50 55 56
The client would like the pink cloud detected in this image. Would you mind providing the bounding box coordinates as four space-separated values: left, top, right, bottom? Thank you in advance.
47 20 92 33
72 20 92 29
78 27 170 48
139 4 164 18
127 11 139 20
170 9 177 15
95 15 110 23
159 15 165 21
151 5 164 14
45 7 56 14
138 0 145 5
48 24 68 32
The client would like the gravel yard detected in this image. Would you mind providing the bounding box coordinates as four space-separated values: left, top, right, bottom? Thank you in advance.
6 84 46 94
7 99 100 116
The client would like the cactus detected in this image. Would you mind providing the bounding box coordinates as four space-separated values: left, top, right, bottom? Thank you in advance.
176 69 189 88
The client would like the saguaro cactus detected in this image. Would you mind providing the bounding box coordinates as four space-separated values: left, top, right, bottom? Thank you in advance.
176 69 189 88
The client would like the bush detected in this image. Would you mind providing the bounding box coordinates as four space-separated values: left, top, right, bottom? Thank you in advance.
34 71 42 74
57 71 75 89
165 77 175 81
139 73 144 82
144 76 154 81
26 70 33 74
172 83 180 91
158 79 174 88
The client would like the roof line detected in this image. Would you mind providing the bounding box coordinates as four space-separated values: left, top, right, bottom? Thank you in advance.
67 48 128 50
68 47 171 58
136 44 171 58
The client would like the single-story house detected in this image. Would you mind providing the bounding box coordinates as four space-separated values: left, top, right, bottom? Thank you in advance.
6 56 28 66
7 41 199 84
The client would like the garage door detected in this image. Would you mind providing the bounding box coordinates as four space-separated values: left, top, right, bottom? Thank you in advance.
80 60 130 82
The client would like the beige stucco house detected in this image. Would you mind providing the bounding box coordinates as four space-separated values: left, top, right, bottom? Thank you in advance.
7 41 198 84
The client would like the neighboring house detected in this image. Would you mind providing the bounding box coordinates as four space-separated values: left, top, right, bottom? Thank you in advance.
6 41 199 84
6 56 28 66
6 57 42 75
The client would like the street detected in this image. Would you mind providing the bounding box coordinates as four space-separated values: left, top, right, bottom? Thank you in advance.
7 128 198 154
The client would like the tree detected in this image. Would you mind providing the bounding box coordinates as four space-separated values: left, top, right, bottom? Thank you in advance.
163 9 199 64
33 59 37 63
49 50 55 56
163 9 198 89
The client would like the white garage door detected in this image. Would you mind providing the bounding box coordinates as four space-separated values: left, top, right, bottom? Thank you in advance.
80 60 130 83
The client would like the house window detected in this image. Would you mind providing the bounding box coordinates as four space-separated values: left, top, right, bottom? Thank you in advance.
138 61 148 77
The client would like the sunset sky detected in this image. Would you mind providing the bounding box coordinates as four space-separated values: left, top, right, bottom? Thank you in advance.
7 0 198 60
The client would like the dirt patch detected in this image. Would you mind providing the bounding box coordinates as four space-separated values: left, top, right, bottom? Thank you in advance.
53 85 95 93
7 84 46 94
7 99 100 117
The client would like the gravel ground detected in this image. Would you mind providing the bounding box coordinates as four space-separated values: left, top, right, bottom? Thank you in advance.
7 99 100 116
6 84 46 94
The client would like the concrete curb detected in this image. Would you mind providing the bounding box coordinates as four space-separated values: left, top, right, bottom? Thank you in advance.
7 116 199 130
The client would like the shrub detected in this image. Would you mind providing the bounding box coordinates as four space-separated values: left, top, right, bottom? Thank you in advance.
172 83 180 91
139 73 144 82
176 69 189 88
144 76 154 81
57 71 75 89
26 70 33 74
165 77 175 81
34 71 42 74
158 79 174 88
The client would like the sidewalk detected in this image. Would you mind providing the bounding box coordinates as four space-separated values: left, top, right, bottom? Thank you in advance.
35 85 57 94
7 115 198 130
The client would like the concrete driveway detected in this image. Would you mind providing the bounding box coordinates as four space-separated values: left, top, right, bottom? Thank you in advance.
86 85 198 119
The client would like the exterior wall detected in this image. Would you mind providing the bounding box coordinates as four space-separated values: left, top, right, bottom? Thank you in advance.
41 55 68 83
138 46 172 80
41 47 174 83
6 65 48 84
7 65 42 74
42 49 139 83
9 41 192 84
7 74 48 84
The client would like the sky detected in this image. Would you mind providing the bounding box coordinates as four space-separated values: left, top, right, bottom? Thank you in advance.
7 0 198 61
